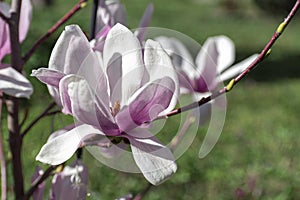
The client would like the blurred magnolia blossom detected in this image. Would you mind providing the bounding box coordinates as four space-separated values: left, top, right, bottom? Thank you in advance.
0 0 33 98
31 160 88 200
32 23 179 185
50 160 88 200
155 35 258 95
92 0 153 51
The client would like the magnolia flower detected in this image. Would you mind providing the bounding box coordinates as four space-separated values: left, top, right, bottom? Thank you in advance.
0 0 33 98
95 0 127 34
0 0 32 60
155 35 258 94
50 160 88 200
32 23 179 185
31 166 46 200
92 0 153 51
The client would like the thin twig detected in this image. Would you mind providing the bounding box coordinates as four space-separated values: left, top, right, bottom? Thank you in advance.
21 102 56 138
162 0 300 119
90 0 99 39
170 113 194 151
45 110 61 116
23 165 58 200
0 10 10 23
19 108 29 128
22 0 88 64
0 94 7 200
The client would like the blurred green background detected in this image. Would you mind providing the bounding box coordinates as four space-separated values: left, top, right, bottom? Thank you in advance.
2 0 300 199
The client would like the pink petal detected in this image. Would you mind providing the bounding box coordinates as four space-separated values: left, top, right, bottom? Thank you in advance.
135 3 154 42
144 39 179 113
116 77 175 132
0 2 10 61
19 0 32 43
31 68 65 88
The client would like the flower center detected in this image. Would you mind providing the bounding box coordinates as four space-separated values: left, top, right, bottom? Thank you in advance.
111 100 120 116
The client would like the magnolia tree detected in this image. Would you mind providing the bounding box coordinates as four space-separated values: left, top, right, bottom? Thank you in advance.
0 0 299 199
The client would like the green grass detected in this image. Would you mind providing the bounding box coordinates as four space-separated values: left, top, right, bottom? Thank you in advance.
2 0 300 199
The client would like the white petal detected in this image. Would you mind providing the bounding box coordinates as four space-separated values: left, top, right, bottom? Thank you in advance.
103 23 145 106
214 35 235 73
49 25 92 74
218 54 258 81
0 67 33 98
36 124 104 165
195 38 219 91
19 0 32 43
129 136 177 185
143 39 179 113
155 36 196 80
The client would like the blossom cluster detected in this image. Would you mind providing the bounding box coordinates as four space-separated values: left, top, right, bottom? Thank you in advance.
0 0 258 198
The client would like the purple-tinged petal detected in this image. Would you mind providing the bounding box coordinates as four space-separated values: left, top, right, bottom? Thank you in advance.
0 0 31 62
103 23 145 107
96 0 114 34
31 68 65 88
218 54 258 81
59 74 109 124
31 166 45 200
116 77 175 132
50 159 88 200
19 0 32 43
59 74 118 135
135 3 154 42
96 0 126 34
128 134 177 185
144 40 179 113
93 25 111 52
107 0 126 26
0 2 10 61
49 25 92 74
0 67 33 98
195 38 218 91
214 36 235 73
36 124 104 165
155 36 196 80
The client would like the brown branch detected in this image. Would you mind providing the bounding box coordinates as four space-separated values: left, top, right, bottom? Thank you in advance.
23 165 58 200
21 102 56 138
0 10 10 23
161 0 300 119
22 0 88 64
7 0 25 198
0 94 7 200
